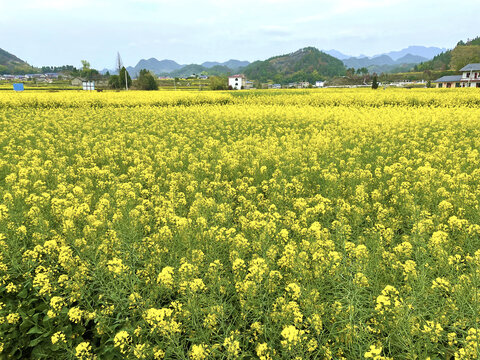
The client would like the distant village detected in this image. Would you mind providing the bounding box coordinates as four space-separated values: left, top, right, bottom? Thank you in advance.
0 71 426 90
0 71 329 90
3 64 480 90
0 73 61 82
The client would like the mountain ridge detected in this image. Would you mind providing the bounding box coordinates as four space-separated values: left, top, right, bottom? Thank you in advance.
343 53 429 70
378 46 447 61
243 47 345 83
101 58 250 77
93 46 452 78
415 37 480 71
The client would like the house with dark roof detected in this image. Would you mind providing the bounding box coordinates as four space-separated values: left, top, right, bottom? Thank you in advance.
71 77 84 86
433 64 480 88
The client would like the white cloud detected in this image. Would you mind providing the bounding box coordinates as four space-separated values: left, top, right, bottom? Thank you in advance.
294 0 404 23
1 0 95 10
258 25 291 36
332 0 403 13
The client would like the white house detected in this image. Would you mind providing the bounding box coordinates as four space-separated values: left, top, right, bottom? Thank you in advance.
82 81 95 91
228 74 246 90
315 81 325 88
433 63 480 88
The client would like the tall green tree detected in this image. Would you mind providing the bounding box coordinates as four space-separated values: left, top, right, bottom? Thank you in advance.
346 67 356 77
119 67 132 89
108 75 121 89
372 74 379 89
136 69 158 90
209 76 227 90
81 60 90 71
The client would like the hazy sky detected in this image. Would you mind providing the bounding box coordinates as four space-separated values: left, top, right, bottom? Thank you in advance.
1 0 479 69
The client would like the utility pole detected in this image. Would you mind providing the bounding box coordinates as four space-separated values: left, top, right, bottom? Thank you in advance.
116 52 123 75
125 70 128 91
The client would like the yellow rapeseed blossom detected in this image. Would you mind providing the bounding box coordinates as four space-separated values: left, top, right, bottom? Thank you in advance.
2 89 480 359
364 345 382 358
51 331 66 345
107 257 128 276
189 344 209 360
285 283 301 300
157 266 175 288
144 308 181 335
223 332 241 358
75 341 93 360
68 307 83 323
280 325 306 350
6 313 20 324
48 296 65 317
354 272 369 287
256 343 275 360
113 330 130 354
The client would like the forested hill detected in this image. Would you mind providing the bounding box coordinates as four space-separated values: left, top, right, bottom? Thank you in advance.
0 48 34 73
415 37 480 72
243 47 346 84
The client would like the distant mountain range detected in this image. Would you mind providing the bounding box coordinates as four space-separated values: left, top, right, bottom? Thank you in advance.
98 45 447 78
323 46 447 73
101 59 250 77
415 37 480 72
378 46 447 61
202 60 250 69
323 49 351 60
324 46 446 62
343 53 429 71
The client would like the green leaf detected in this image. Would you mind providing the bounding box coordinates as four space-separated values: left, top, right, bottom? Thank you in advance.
27 326 44 335
17 287 29 299
28 336 44 347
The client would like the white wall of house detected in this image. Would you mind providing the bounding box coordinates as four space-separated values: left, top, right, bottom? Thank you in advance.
228 76 245 90
462 71 480 80
436 81 480 88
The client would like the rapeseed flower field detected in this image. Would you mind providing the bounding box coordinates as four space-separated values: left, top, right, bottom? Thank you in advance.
1 88 480 359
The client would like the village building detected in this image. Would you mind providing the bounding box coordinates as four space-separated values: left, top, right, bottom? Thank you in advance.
245 80 254 89
82 80 95 91
433 63 480 88
71 77 83 86
315 80 325 88
228 74 246 90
